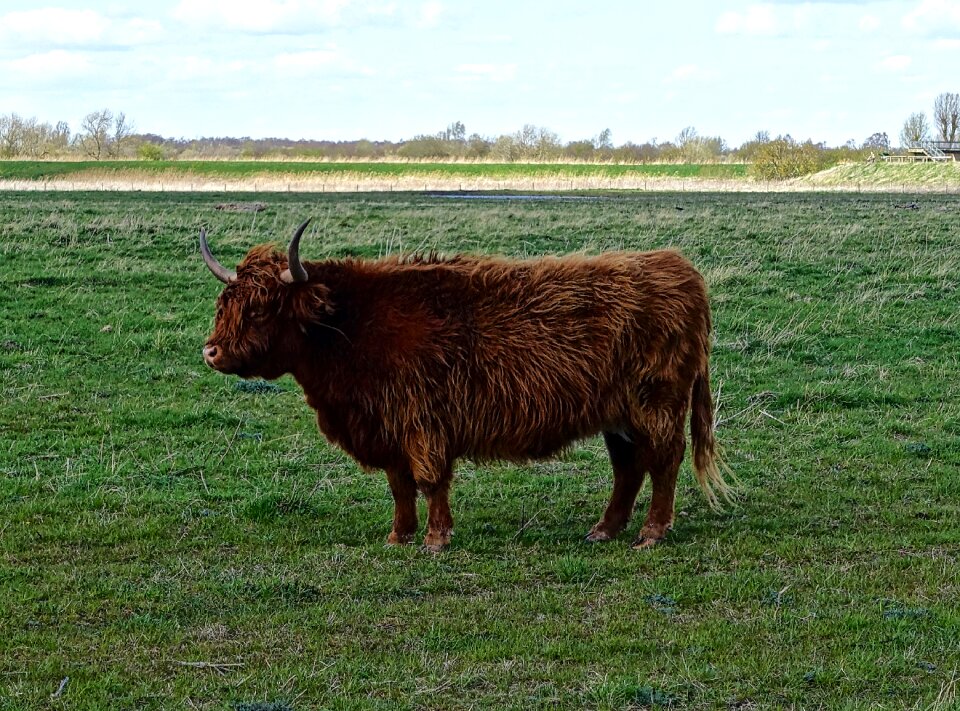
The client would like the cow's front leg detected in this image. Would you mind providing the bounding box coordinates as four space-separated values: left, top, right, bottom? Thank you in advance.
385 465 418 545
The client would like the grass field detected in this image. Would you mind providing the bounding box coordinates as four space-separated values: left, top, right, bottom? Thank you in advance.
2 191 959 709
0 160 747 183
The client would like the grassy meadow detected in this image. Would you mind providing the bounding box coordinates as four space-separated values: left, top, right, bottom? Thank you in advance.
1 191 959 709
0 162 748 195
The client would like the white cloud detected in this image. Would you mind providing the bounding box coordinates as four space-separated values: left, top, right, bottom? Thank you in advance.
1 8 107 44
858 14 881 33
456 63 517 82
878 54 912 71
902 0 960 35
716 5 778 35
272 47 372 76
418 1 443 29
668 64 699 81
165 55 252 83
717 4 901 39
664 64 718 84
170 0 415 34
2 50 94 83
173 0 311 32
274 49 342 70
0 7 162 48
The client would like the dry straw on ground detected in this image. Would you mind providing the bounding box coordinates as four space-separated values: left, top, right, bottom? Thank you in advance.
1 162 958 192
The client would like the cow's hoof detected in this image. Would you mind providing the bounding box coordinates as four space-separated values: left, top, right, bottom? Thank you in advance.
422 531 451 552
632 521 672 549
631 535 664 550
386 531 415 545
585 527 615 543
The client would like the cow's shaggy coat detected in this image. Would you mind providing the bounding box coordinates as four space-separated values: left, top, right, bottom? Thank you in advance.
202 229 731 550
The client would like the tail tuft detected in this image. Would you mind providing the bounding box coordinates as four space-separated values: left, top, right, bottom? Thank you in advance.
691 367 736 508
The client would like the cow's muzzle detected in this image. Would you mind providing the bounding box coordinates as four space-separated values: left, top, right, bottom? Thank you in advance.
202 344 220 369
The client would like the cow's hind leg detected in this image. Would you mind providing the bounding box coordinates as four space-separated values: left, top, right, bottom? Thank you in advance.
409 455 454 552
385 464 418 545
419 473 454 552
586 431 649 542
632 422 685 549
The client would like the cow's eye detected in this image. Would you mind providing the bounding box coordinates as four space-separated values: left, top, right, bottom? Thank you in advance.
248 308 265 320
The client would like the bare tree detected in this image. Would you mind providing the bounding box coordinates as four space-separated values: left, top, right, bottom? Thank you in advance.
514 124 538 156
675 126 725 162
594 128 613 150
506 124 560 160
76 109 135 158
899 112 930 147
109 112 134 157
79 109 113 159
444 121 465 142
863 132 890 151
53 121 70 148
933 92 959 143
0 114 26 157
533 126 560 160
676 126 698 147
489 135 517 161
19 116 45 157
466 133 489 158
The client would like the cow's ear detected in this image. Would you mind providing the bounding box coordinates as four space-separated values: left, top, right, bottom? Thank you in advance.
293 282 334 323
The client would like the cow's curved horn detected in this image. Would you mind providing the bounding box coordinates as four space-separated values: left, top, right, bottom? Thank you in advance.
281 218 311 284
200 228 237 284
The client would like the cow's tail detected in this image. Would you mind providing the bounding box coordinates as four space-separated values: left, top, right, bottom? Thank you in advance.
690 363 736 509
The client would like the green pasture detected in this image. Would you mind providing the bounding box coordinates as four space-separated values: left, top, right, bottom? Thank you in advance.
0 160 747 182
1 191 958 709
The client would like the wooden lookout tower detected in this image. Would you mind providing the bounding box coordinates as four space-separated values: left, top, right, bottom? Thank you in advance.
885 140 960 162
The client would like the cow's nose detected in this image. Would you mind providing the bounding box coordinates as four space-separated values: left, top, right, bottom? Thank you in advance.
203 344 219 366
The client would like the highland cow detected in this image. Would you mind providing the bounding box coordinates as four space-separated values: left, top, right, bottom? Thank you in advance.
201 219 731 551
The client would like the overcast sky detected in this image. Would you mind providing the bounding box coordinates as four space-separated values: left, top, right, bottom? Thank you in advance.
1 1 958 148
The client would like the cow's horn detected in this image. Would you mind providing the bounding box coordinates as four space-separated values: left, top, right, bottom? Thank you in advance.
280 218 311 284
200 228 237 284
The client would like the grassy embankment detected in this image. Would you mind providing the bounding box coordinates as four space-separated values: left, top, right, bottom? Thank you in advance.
1 191 958 709
802 161 960 191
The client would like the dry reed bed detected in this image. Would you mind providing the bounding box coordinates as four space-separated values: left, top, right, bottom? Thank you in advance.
3 170 959 193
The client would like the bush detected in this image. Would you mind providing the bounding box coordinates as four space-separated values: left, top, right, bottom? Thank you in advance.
137 143 165 161
750 137 828 180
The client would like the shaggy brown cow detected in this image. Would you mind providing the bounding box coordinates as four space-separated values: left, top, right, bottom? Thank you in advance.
201 220 731 551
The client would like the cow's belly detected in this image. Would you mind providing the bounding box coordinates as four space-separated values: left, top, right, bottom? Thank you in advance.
313 405 400 471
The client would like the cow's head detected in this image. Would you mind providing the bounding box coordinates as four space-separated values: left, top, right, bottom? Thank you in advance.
201 219 333 379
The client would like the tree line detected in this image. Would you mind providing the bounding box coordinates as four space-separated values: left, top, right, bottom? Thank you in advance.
0 111 884 162
0 95 955 180
0 109 134 160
